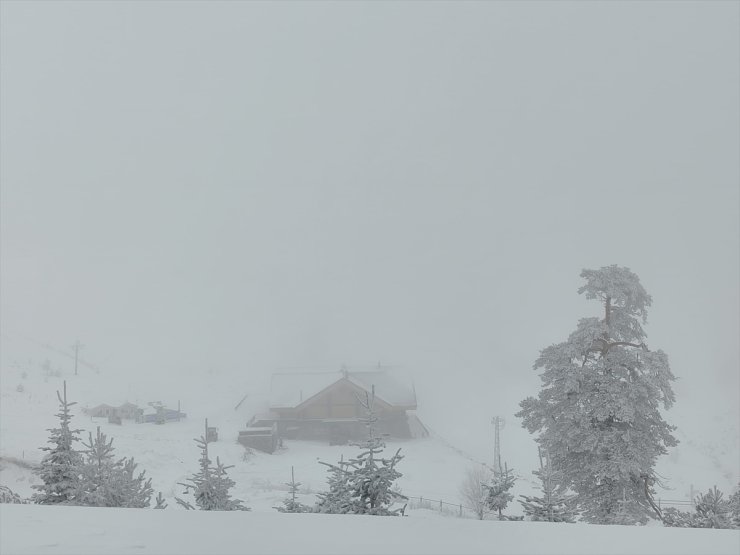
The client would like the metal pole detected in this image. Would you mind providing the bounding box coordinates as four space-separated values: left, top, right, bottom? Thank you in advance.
72 341 83 376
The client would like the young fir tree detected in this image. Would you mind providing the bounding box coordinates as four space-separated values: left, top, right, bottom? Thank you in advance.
729 484 740 528
517 266 677 525
486 463 516 520
76 427 153 508
153 492 168 509
315 455 353 514
274 466 311 513
663 486 737 529
519 447 576 522
693 486 734 529
115 457 154 508
176 419 248 511
32 381 84 505
316 388 406 515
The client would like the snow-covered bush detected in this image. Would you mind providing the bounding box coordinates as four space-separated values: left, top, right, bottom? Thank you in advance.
460 465 493 520
729 484 740 528
0 485 29 504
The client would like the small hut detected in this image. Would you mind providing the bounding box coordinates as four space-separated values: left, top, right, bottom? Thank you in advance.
117 402 144 421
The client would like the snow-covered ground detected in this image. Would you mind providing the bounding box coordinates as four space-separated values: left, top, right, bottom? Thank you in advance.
1 335 738 554
2 503 740 555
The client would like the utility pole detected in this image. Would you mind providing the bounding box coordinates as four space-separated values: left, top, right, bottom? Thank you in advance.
492 416 505 477
72 340 84 376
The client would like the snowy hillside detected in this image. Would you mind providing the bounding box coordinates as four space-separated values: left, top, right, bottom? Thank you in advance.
0 335 522 512
1 335 738 554
1 334 737 513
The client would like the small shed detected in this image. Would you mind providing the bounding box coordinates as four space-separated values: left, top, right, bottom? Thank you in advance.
142 408 186 424
206 426 218 443
238 423 278 454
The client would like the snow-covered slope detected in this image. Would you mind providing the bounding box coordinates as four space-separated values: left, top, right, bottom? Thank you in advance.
3 504 740 555
0 336 511 512
0 334 737 520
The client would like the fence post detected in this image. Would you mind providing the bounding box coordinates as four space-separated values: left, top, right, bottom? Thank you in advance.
459 504 463 517
439 499 443 511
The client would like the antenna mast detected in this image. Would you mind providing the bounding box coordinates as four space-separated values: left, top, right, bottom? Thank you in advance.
492 416 505 476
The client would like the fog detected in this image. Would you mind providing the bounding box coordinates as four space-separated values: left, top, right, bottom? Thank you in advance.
1 2 738 462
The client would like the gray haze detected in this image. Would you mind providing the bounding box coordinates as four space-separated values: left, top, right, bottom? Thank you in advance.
1 2 738 458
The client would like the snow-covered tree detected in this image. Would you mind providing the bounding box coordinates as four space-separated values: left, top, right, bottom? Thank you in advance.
663 486 737 529
517 266 677 525
176 420 248 511
519 447 576 522
315 455 353 514
0 486 28 504
459 465 493 520
76 427 153 508
729 484 740 528
76 426 116 506
316 388 406 516
153 492 168 509
486 464 516 520
274 466 311 513
694 486 734 529
115 457 153 508
32 382 83 505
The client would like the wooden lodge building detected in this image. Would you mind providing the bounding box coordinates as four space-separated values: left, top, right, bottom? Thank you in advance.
243 368 428 447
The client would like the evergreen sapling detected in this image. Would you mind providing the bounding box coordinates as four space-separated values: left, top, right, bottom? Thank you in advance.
316 388 406 515
76 427 153 508
176 419 248 511
519 447 576 522
274 466 310 513
486 463 516 520
32 381 83 505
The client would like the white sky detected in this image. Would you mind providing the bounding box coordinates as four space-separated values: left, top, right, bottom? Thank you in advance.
1 1 738 450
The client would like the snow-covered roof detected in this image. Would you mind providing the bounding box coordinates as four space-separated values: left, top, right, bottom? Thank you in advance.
346 372 417 408
269 368 416 409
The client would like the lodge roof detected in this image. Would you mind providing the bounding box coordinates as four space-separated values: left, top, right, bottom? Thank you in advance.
269 368 416 409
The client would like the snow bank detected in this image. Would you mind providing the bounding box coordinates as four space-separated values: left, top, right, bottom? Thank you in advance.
1 504 738 555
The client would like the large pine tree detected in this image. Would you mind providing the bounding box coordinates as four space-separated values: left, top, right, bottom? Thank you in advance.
517 266 677 524
32 382 83 505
